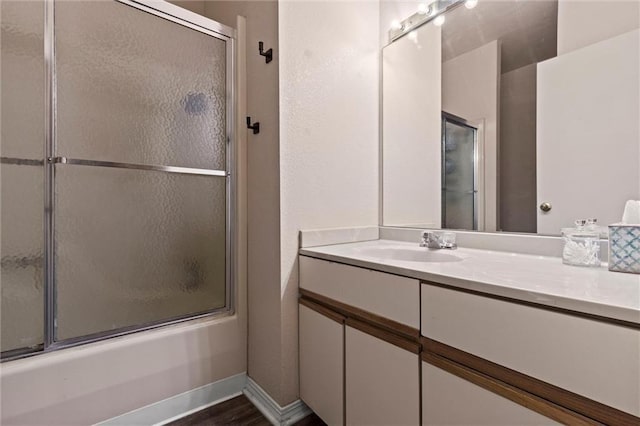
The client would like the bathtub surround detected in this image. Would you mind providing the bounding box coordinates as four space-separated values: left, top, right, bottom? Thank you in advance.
0 9 248 425
1 314 247 425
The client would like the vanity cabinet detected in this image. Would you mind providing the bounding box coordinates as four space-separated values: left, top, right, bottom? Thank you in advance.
422 361 558 425
299 256 421 426
299 254 640 425
345 323 420 426
421 283 640 419
299 300 345 426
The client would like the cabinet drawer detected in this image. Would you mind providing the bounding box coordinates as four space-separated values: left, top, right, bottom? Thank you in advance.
422 362 558 425
421 283 640 416
300 256 419 329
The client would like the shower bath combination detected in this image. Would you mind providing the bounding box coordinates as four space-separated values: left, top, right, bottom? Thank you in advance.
0 0 236 360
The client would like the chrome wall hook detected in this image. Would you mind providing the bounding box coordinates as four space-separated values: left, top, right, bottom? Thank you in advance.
258 41 272 64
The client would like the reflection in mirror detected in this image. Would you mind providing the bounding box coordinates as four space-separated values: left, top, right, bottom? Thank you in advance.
442 113 478 230
381 0 640 235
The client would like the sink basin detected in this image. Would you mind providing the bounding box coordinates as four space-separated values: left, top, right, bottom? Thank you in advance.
356 247 463 263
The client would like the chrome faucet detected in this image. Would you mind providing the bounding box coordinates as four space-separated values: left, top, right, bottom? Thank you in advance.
419 231 457 250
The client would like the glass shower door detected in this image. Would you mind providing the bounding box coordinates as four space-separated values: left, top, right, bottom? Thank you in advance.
1 0 234 359
441 113 478 230
1 0 46 356
52 0 231 343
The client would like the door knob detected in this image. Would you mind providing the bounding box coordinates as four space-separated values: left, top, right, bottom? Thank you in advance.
539 202 552 212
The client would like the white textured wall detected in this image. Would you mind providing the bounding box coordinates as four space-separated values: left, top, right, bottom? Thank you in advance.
442 41 500 231
382 22 441 227
557 0 639 55
279 0 380 404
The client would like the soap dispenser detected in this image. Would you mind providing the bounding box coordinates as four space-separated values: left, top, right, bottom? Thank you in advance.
561 219 601 267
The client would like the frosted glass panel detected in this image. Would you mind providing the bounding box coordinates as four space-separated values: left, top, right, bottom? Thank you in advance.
55 0 227 170
442 119 476 230
55 165 226 341
1 164 44 353
443 121 475 192
0 0 45 160
443 190 474 231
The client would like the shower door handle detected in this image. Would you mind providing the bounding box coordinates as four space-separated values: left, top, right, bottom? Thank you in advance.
47 157 226 177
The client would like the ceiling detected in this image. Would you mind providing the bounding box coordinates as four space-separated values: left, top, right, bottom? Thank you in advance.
442 0 559 74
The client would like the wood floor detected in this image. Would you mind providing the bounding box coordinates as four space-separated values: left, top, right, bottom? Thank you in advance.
167 395 326 426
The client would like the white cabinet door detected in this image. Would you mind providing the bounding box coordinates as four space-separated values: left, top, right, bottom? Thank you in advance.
345 325 419 426
300 303 344 426
422 362 558 425
421 284 640 416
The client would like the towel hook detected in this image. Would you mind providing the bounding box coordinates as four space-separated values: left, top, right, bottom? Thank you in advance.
258 41 272 64
246 117 260 135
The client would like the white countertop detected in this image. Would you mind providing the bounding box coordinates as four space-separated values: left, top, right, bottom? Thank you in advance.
299 239 640 325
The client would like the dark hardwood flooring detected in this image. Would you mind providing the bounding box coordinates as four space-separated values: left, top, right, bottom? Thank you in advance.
167 395 326 426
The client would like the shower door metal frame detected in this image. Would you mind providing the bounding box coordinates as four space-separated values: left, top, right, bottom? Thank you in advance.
2 0 236 361
441 111 479 231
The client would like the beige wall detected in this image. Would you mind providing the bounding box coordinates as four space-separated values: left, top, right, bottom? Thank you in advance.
500 64 537 233
557 0 640 54
279 0 380 405
442 41 500 231
169 0 205 15
202 0 284 404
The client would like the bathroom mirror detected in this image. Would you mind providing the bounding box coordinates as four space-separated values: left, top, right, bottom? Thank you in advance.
381 0 640 235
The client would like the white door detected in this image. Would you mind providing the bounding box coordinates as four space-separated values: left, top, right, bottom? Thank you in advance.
536 30 640 234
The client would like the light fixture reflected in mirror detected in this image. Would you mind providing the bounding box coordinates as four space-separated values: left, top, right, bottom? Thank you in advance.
388 0 464 43
465 0 478 9
417 3 431 15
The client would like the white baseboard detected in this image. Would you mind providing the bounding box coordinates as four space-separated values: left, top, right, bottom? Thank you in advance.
96 373 312 426
243 377 312 426
96 373 247 426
